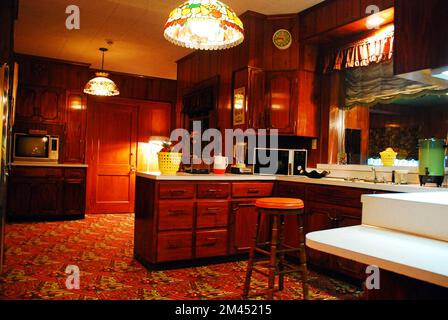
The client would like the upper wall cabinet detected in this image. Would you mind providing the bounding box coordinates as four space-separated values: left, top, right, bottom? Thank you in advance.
15 86 65 124
265 70 298 135
394 0 448 75
300 0 395 40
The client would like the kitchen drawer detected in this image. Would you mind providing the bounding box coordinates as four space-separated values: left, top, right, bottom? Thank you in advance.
64 168 86 179
275 181 306 199
11 167 63 178
157 232 193 262
197 183 230 199
197 201 229 229
196 229 228 258
158 201 194 231
159 183 195 199
306 185 367 209
232 182 274 198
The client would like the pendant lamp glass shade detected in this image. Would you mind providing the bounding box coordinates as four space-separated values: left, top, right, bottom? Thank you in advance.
84 48 120 96
164 0 244 50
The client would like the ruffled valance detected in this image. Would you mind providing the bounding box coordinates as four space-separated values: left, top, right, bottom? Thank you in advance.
324 26 394 74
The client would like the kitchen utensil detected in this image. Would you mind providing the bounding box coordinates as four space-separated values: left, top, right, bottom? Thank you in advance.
213 155 228 175
418 138 447 187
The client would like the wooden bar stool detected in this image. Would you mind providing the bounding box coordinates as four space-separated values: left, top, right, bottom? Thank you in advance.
243 197 309 300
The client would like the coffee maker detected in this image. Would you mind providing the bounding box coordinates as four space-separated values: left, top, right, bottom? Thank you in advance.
419 138 447 187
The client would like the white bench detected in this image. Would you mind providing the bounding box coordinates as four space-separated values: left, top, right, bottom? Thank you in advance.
306 192 448 289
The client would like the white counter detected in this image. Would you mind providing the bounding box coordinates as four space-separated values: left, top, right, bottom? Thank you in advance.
136 171 447 193
306 191 448 287
136 172 276 181
11 162 88 168
306 225 448 287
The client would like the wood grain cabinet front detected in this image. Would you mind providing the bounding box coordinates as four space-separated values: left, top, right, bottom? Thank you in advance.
197 183 230 199
158 201 194 231
157 232 193 262
232 182 274 198
196 201 229 229
159 183 195 199
7 166 86 221
196 229 228 258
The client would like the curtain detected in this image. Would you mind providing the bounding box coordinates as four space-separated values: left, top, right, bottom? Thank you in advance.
344 60 448 108
324 26 394 74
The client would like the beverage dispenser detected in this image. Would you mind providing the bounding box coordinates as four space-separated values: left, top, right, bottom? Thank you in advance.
418 139 447 187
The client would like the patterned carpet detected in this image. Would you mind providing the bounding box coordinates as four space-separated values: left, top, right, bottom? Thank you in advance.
0 214 362 300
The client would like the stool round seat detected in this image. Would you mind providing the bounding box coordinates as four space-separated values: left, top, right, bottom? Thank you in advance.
255 197 304 210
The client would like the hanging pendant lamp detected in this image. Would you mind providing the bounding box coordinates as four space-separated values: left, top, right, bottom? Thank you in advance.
164 0 244 50
84 48 120 96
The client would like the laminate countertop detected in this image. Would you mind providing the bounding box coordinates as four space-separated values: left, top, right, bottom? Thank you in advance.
136 172 447 193
11 162 88 168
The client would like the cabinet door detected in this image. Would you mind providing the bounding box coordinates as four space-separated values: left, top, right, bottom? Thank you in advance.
64 92 87 163
231 200 268 253
39 88 64 122
266 71 297 135
248 68 266 129
62 179 86 216
15 86 38 121
305 202 336 268
7 178 32 217
30 179 62 216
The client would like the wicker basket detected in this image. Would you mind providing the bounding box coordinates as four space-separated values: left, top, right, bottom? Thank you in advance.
380 148 397 166
158 152 182 175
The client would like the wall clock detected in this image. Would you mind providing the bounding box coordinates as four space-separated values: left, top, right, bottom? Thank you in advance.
272 29 292 50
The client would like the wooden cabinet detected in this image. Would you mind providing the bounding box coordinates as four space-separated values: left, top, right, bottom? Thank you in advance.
134 179 274 264
300 0 395 40
7 166 86 220
394 0 448 75
265 71 298 135
64 91 87 163
275 181 391 280
15 86 65 123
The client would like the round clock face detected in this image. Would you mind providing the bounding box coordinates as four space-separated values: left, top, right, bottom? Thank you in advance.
273 29 292 50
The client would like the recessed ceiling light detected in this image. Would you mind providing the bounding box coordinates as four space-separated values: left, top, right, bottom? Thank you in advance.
366 15 385 28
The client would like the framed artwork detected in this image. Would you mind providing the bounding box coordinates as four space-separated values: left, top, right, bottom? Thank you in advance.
233 87 246 126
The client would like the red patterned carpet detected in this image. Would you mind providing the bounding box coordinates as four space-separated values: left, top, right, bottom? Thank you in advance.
0 214 362 300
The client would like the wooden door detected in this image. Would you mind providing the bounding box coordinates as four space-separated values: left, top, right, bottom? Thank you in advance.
88 100 137 214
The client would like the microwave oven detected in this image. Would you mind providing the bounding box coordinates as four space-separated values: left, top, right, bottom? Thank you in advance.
253 148 307 176
13 133 59 162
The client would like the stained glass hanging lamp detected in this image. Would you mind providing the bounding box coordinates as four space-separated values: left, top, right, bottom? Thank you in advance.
164 0 244 50
84 48 120 96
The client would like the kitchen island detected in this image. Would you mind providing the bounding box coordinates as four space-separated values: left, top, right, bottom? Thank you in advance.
134 172 446 280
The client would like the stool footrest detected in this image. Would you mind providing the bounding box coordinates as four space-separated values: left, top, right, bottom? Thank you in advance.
254 247 302 256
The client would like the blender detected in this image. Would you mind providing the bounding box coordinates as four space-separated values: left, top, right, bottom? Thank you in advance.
418 138 447 187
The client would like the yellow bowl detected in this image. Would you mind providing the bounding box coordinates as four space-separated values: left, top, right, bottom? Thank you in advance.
158 152 182 175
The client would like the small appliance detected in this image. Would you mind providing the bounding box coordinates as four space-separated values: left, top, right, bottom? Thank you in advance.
213 155 228 174
253 148 307 176
418 138 447 187
13 133 59 162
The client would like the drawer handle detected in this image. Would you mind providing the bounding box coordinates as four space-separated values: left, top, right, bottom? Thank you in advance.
170 190 186 195
247 188 260 194
203 238 218 246
206 207 220 211
207 189 218 193
167 241 183 249
168 210 185 216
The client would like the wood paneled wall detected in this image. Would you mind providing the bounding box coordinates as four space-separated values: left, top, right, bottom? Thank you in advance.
14 54 177 164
